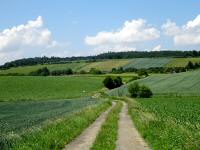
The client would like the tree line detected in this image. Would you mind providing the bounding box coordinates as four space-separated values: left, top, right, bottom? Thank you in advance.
1 50 200 70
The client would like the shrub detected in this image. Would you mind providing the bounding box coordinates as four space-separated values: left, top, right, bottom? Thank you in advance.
128 82 140 98
128 82 153 98
113 76 123 87
89 68 102 74
186 61 194 70
79 70 87 74
103 76 115 89
29 67 50 76
138 70 148 77
50 68 73 76
138 85 153 98
103 76 123 89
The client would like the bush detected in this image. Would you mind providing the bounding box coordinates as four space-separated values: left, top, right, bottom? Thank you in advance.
51 68 73 76
29 67 50 76
128 82 140 98
138 85 153 98
138 70 148 77
103 76 123 89
89 68 102 74
128 82 153 98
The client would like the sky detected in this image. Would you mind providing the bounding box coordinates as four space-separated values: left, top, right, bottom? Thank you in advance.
0 0 200 64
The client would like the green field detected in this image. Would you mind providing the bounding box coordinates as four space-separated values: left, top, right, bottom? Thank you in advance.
167 58 200 67
127 97 200 149
123 58 172 69
109 70 200 96
0 76 104 101
0 62 88 75
81 59 131 72
0 98 100 134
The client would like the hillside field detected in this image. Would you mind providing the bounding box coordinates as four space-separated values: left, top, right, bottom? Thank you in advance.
0 62 88 75
1 58 200 75
0 76 104 101
80 59 131 71
109 70 200 96
123 58 172 69
167 58 200 67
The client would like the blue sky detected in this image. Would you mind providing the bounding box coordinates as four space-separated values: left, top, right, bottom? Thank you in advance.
0 0 200 64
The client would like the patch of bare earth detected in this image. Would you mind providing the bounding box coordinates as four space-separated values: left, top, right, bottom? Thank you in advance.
116 102 150 150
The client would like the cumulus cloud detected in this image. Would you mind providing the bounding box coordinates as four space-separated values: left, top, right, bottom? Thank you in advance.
162 14 200 46
85 19 160 46
0 16 69 64
152 44 161 51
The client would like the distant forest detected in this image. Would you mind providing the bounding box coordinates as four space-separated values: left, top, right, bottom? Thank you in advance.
1 50 200 69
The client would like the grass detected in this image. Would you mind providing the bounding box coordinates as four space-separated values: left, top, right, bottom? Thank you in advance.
123 58 172 69
109 70 200 97
0 76 104 101
126 96 200 150
4 99 111 150
0 62 88 75
166 58 200 67
81 59 131 72
91 101 122 150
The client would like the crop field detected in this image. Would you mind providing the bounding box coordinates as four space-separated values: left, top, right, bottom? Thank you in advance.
109 70 200 97
80 59 131 71
0 98 100 135
127 97 200 149
0 98 110 150
0 62 88 75
123 58 172 69
0 76 104 101
167 58 200 67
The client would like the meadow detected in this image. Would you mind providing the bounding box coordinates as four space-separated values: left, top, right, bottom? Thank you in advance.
109 70 200 97
126 97 200 150
0 76 104 101
0 62 88 75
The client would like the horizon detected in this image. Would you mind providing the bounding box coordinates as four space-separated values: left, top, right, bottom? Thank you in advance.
0 0 200 64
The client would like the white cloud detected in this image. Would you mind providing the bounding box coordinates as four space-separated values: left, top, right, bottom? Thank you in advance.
152 44 161 51
0 16 70 64
85 19 160 46
162 14 200 46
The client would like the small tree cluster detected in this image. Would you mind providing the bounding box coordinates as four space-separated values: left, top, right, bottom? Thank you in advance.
51 68 73 76
128 82 153 98
29 67 50 76
89 68 102 74
103 76 123 89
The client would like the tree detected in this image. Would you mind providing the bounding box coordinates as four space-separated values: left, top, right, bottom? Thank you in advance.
103 76 123 89
138 85 153 98
103 76 115 89
89 68 102 74
128 82 140 98
138 70 148 77
113 76 123 87
186 61 194 70
29 67 50 76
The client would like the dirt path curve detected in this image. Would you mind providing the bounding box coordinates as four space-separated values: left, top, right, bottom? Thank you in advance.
63 102 116 150
116 102 150 150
